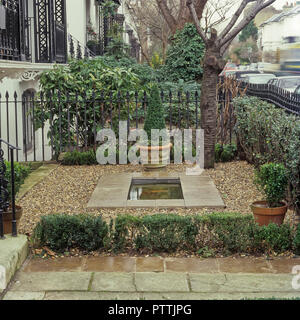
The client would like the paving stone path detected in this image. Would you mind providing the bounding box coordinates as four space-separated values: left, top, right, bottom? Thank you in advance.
2 256 300 300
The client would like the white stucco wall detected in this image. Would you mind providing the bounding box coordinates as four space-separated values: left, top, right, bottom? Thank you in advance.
66 0 87 45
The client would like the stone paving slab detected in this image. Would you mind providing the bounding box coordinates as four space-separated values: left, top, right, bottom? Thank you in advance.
88 172 225 209
44 291 101 300
10 272 92 292
24 257 84 272
141 292 300 300
3 271 300 300
91 273 136 292
3 290 300 301
189 274 227 293
84 257 136 273
223 274 295 293
217 257 272 274
135 273 189 292
136 257 164 273
165 258 219 273
21 256 300 274
3 291 45 300
189 273 298 293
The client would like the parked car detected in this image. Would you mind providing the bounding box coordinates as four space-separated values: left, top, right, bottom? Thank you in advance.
249 63 258 70
267 78 278 86
294 85 300 95
238 65 249 71
271 76 300 92
257 62 272 72
244 74 276 84
234 70 262 81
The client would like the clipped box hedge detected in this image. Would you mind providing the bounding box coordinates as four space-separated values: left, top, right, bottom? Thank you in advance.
32 213 298 255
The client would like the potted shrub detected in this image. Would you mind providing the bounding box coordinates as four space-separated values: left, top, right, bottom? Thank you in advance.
86 40 100 55
2 161 30 234
251 163 288 226
139 84 172 170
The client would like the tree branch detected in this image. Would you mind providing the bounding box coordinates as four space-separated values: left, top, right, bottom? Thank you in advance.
220 0 276 48
156 0 178 34
219 0 255 41
186 0 208 45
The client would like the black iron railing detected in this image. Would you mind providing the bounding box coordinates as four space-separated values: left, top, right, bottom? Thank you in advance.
0 89 201 162
68 34 96 60
0 85 299 163
0 138 20 239
239 81 300 115
0 0 22 61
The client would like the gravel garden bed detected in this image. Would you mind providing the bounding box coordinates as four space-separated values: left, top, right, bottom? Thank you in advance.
17 161 293 236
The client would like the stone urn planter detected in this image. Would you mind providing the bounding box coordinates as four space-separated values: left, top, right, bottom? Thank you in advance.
3 205 23 235
251 201 288 226
139 143 172 170
142 84 169 171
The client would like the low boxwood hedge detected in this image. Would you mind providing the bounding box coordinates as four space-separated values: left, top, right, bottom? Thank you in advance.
32 214 109 252
32 213 297 255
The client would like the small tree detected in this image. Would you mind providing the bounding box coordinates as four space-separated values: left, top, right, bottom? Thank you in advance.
161 23 205 82
144 84 166 142
239 20 258 42
158 0 276 167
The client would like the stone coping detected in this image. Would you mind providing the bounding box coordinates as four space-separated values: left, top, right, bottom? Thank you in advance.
23 256 300 274
0 235 28 293
87 172 225 209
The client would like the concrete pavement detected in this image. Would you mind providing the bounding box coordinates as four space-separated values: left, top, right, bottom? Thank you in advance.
2 256 300 300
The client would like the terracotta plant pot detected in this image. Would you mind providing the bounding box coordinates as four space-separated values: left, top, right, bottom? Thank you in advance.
2 205 23 235
251 201 288 226
139 143 172 170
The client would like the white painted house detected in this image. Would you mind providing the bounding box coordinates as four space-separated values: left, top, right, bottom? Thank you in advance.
258 3 300 56
0 0 139 162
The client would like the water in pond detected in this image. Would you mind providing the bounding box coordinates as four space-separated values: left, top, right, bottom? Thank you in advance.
128 179 183 200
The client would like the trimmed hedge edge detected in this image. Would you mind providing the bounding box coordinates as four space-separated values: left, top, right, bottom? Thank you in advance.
31 213 299 256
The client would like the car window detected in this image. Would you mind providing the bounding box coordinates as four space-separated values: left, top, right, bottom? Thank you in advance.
295 86 300 94
247 75 275 84
279 78 300 88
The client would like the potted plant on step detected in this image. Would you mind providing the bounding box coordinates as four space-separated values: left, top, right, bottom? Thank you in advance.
251 162 288 226
139 84 172 170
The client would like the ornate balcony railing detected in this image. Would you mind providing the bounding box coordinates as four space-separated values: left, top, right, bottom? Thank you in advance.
68 34 96 60
0 0 23 61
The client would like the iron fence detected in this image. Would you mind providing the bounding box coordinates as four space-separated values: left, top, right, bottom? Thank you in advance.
217 79 300 145
239 81 300 115
0 90 202 162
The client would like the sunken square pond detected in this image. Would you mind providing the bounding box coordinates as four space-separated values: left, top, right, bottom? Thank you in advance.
128 178 184 200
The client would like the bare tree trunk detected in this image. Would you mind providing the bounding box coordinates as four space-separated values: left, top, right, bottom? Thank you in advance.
200 46 224 168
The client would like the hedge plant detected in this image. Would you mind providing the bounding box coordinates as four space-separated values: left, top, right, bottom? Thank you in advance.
32 214 108 252
233 96 300 215
143 84 166 143
35 58 146 157
4 161 31 201
61 150 97 165
32 213 297 255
